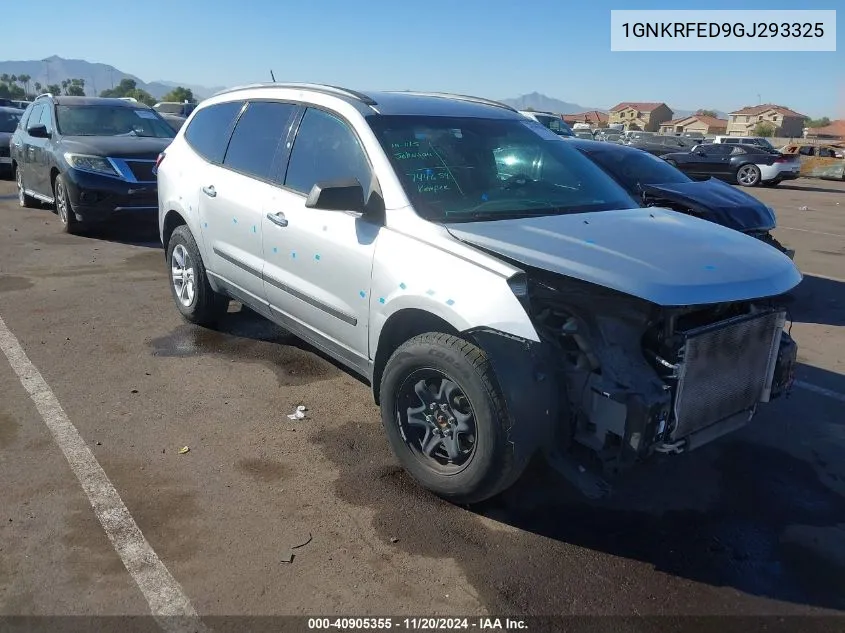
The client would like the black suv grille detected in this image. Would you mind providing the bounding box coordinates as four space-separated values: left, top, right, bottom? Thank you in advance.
126 160 156 182
0 146 9 158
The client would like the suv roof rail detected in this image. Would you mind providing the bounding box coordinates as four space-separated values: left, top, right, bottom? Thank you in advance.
391 91 518 113
212 82 378 106
35 93 54 100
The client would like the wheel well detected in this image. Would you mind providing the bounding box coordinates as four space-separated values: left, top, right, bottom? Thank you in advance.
50 167 60 192
162 210 187 249
371 309 460 405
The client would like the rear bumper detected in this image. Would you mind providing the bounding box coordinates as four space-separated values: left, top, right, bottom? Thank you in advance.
64 168 158 223
760 162 800 182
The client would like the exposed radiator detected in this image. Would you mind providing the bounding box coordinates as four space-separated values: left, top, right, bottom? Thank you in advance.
670 310 785 440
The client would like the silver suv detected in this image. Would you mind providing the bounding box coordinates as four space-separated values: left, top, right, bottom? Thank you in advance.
157 84 801 503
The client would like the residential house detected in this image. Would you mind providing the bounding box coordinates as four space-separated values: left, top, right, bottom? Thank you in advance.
608 102 673 132
805 120 845 140
725 104 807 138
659 114 728 136
563 110 608 127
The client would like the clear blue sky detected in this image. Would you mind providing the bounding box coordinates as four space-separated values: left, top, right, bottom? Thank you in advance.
4 0 842 118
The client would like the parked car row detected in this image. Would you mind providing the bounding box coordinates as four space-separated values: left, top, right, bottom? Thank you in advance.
6 86 802 504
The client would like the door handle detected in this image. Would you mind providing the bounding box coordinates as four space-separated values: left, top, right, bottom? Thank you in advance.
266 212 288 228
202 185 217 197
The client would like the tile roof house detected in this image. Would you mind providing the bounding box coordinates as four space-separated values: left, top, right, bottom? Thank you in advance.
726 104 807 138
805 119 845 140
659 114 728 136
608 102 673 131
562 110 608 126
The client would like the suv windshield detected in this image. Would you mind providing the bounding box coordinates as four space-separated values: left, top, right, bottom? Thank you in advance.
56 105 176 138
368 115 637 222
0 110 21 133
580 146 691 190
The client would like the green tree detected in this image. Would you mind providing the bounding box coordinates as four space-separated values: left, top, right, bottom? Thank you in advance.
46 84 62 96
18 73 31 95
0 74 9 84
9 75 17 84
806 117 831 128
753 122 776 137
67 78 85 96
61 79 69 95
162 86 195 103
695 109 719 118
99 78 155 106
0 83 10 99
34 81 42 93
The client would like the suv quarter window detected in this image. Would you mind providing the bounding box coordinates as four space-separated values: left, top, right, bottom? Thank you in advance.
184 100 245 164
222 101 298 182
284 107 372 196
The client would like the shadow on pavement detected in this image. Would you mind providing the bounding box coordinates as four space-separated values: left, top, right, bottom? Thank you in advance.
787 274 845 327
774 182 845 195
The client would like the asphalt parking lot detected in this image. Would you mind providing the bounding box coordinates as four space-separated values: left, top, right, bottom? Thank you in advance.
1 177 844 624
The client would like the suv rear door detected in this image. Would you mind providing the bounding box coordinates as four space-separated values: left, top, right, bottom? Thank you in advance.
200 100 297 303
20 103 44 194
261 106 379 372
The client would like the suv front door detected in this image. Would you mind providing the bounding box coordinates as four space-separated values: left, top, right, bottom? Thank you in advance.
261 107 379 373
200 100 297 304
30 102 56 197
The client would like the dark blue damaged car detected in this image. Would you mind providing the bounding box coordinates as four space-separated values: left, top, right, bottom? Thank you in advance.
569 138 794 259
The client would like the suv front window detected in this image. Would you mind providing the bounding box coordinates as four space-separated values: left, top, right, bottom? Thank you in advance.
368 115 637 222
56 105 176 138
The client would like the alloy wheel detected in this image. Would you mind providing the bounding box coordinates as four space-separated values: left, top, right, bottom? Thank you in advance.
56 181 69 224
16 168 25 207
737 165 760 186
171 244 196 307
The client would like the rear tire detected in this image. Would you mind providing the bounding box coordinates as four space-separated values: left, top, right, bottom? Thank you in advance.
166 224 229 326
379 332 530 504
736 163 762 187
16 165 38 208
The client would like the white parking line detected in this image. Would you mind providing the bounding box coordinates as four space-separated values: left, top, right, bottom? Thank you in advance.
794 380 845 404
780 226 845 238
0 314 206 633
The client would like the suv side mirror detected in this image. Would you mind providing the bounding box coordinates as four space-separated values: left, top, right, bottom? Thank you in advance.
27 124 50 139
305 178 366 212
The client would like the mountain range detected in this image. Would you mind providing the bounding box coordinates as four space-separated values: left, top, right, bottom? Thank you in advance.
0 56 224 100
0 57 727 118
498 91 728 120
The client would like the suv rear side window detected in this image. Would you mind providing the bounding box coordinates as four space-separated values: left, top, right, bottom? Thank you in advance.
25 104 44 132
184 101 244 163
284 108 371 195
223 101 297 181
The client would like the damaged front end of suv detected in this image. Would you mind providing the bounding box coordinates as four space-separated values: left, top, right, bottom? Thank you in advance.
447 207 801 487
522 270 796 475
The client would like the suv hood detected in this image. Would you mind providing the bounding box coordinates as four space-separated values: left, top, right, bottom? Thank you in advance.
61 135 172 160
641 178 776 232
445 208 801 306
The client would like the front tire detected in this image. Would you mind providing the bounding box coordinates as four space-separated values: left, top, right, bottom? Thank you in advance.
16 165 37 208
54 174 83 234
379 332 530 504
736 163 762 187
166 224 229 326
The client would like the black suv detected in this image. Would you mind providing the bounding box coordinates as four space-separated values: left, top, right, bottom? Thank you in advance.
10 95 175 233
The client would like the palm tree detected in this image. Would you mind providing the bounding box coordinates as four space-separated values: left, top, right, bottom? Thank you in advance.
34 81 42 93
0 74 9 84
18 74 31 96
61 79 69 95
10 75 18 86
